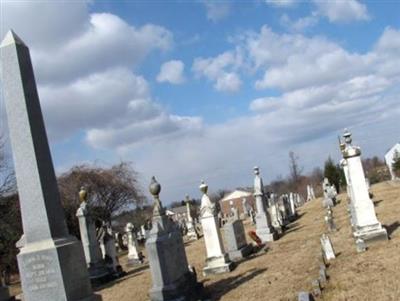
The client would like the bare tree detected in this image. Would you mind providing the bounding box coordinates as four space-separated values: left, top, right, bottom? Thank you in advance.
288 151 303 189
58 162 146 237
0 134 16 197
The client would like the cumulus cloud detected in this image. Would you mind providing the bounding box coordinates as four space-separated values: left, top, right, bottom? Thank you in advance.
157 60 186 84
192 51 243 92
203 1 231 22
314 0 370 23
280 13 319 32
33 13 173 84
265 0 297 8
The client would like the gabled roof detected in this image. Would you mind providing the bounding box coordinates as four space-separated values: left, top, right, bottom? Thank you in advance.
220 190 252 202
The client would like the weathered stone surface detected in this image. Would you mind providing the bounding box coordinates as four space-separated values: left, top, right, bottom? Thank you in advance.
147 177 202 301
200 181 233 275
298 291 314 301
223 220 252 261
0 285 10 301
320 234 335 262
0 30 97 301
76 189 109 283
341 130 388 243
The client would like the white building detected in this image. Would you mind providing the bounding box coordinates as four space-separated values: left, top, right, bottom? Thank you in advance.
384 143 400 180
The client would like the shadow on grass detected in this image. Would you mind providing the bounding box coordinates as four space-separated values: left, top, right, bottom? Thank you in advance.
373 199 384 207
94 263 149 291
204 268 267 300
384 221 400 237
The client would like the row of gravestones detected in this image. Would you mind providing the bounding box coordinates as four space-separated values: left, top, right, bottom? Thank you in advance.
0 31 318 301
298 129 389 301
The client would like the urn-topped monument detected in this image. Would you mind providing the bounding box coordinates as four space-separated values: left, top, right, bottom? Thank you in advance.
145 177 201 301
199 180 234 275
253 167 277 242
340 130 388 244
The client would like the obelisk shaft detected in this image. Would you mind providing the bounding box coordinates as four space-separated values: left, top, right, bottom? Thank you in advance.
1 31 96 301
0 31 68 243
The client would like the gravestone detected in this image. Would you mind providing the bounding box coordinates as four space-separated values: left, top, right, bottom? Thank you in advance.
298 292 314 301
185 195 200 240
125 223 143 265
253 167 277 242
200 181 234 275
223 220 252 261
355 238 367 253
146 177 201 300
320 234 335 262
311 279 321 297
0 280 10 301
0 30 97 301
341 130 388 244
76 188 109 283
288 192 297 221
268 194 283 235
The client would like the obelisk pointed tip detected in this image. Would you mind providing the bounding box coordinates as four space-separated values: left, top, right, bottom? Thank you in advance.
0 30 27 48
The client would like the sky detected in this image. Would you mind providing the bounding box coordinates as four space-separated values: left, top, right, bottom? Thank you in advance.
1 0 400 204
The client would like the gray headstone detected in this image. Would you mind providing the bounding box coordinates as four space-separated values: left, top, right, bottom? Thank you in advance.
223 220 252 261
0 31 98 301
76 189 109 282
146 177 202 301
311 279 321 297
298 292 314 301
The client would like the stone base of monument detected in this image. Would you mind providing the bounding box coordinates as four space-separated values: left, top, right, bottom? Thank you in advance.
203 255 234 276
149 270 203 301
0 285 11 301
353 224 388 245
126 255 144 267
88 262 111 286
17 237 95 301
228 244 253 261
256 227 277 243
186 227 200 241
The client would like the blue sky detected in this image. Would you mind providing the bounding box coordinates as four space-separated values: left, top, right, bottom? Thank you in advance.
1 0 400 203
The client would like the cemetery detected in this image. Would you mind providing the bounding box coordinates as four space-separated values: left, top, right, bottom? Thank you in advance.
1 2 400 301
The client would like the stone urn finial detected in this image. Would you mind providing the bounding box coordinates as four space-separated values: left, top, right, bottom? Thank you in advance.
254 166 260 175
199 180 208 194
343 128 352 145
149 176 161 197
79 186 87 203
149 176 164 216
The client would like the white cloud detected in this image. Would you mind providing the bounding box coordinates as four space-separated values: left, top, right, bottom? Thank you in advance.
203 1 231 22
265 0 297 8
314 0 370 23
280 13 319 32
33 13 173 84
157 60 186 84
0 1 90 49
192 51 243 92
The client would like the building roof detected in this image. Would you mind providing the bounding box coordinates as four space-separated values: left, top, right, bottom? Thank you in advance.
220 190 252 202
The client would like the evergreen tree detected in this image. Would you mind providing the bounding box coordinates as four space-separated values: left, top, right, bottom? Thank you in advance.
392 150 400 178
324 157 341 193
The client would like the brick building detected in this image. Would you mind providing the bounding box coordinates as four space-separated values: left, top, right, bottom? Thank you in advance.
218 190 255 217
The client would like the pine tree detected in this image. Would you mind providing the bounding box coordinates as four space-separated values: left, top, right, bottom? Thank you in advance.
324 157 341 193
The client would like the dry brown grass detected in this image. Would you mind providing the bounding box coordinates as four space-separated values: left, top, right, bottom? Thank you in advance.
321 181 400 301
10 181 400 300
98 196 328 301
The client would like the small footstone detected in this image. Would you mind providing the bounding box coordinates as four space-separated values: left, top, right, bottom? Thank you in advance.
298 292 315 301
319 265 327 287
311 279 321 297
356 238 367 253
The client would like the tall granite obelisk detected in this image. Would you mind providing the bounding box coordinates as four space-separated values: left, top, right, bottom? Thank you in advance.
0 31 97 301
